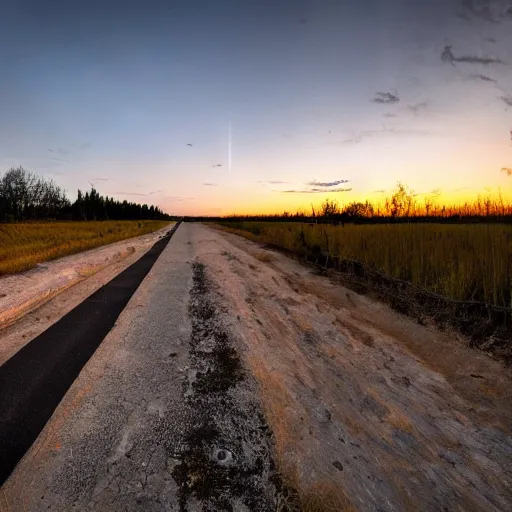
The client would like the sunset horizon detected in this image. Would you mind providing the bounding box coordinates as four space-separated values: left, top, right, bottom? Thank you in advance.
2 0 511 217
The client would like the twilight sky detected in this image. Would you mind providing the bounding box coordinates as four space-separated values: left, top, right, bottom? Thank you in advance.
1 0 512 215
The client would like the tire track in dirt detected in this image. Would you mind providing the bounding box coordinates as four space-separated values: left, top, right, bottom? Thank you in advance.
171 260 281 510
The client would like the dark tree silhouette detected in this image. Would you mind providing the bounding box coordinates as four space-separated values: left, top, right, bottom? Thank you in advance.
0 167 171 222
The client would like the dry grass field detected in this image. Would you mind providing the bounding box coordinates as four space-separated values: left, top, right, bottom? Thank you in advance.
218 222 512 308
0 220 171 276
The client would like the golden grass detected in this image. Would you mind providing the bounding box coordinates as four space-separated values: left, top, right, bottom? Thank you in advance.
255 251 274 263
218 222 512 308
0 220 171 276
385 408 414 434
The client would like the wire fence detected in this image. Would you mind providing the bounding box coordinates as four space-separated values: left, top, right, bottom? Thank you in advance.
266 243 512 364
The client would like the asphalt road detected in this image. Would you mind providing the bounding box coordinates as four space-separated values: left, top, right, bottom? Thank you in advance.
0 222 180 485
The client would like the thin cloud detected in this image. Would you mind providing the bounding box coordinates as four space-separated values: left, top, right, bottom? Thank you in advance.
342 127 389 144
383 112 397 118
113 192 148 196
50 157 69 163
441 45 504 66
472 74 498 83
415 188 442 198
342 125 430 145
306 179 350 187
457 55 504 65
501 167 512 175
256 180 289 185
203 183 218 186
500 96 512 107
372 92 400 104
462 0 512 22
114 189 163 196
281 188 352 194
407 101 429 115
163 196 195 201
371 189 386 194
342 134 363 144
70 142 91 149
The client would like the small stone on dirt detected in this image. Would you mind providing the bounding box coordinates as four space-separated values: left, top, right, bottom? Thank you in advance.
332 460 344 472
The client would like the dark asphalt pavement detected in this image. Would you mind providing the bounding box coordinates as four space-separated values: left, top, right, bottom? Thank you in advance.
0 222 181 485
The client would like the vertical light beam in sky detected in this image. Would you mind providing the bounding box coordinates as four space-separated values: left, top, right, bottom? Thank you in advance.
228 120 232 171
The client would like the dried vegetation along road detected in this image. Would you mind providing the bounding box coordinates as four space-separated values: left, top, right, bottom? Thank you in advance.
1 223 511 511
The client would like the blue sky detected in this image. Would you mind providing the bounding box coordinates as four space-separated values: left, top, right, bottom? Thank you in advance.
1 0 512 215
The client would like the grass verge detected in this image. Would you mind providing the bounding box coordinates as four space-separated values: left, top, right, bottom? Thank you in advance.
0 220 172 275
216 222 512 308
213 222 512 363
248 358 355 512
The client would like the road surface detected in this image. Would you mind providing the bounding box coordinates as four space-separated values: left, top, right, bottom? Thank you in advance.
1 223 511 511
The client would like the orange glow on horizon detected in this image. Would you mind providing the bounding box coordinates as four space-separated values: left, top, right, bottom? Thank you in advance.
161 184 512 217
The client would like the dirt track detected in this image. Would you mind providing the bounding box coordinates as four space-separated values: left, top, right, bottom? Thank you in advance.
1 223 511 511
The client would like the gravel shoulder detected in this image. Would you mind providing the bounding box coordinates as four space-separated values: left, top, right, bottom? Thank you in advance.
0 223 173 365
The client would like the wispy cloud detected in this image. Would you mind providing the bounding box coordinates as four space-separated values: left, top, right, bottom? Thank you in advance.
113 191 148 196
342 125 430 145
371 189 386 194
500 96 512 107
70 142 91 149
48 147 76 155
407 101 429 115
372 92 400 104
441 45 504 66
472 74 498 83
281 188 352 194
306 179 350 187
256 180 289 185
414 188 442 198
112 192 148 196
49 157 69 163
203 182 218 186
461 1 512 22
113 189 163 196
163 196 195 201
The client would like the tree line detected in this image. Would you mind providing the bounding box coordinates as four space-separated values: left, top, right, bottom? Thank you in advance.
0 167 171 222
